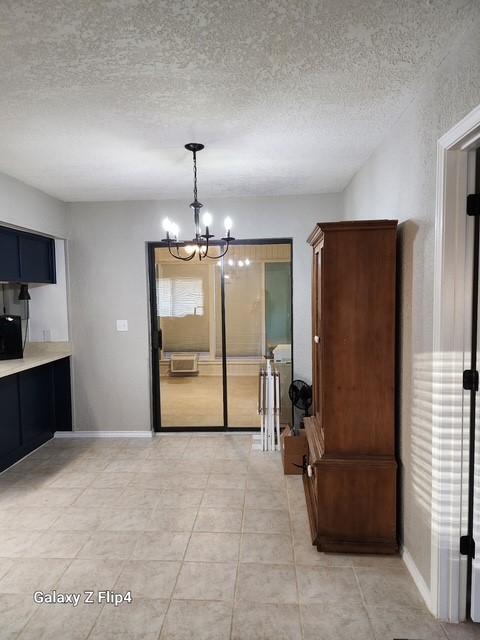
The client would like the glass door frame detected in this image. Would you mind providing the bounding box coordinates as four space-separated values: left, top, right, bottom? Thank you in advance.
148 237 293 432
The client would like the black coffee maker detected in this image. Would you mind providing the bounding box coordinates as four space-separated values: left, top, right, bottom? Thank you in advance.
0 315 23 360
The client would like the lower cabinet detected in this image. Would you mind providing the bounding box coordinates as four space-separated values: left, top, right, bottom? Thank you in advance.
19 364 55 447
0 357 72 472
0 375 21 457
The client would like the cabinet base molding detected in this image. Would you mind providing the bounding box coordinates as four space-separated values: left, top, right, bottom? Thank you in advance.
315 537 398 555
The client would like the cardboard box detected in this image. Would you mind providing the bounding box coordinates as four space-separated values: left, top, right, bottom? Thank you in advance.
281 425 308 475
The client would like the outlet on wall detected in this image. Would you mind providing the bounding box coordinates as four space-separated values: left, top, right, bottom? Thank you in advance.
116 320 128 332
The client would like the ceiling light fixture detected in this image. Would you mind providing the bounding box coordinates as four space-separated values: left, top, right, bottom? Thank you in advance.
161 143 234 261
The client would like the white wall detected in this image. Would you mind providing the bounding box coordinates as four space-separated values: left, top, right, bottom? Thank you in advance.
0 171 67 238
342 19 480 596
29 239 69 342
67 193 341 431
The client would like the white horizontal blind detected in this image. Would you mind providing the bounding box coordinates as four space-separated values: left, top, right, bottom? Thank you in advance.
157 277 204 318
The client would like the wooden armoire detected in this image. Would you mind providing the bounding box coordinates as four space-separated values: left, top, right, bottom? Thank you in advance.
303 220 398 554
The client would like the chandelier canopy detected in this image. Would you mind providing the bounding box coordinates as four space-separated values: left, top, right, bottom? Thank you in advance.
161 143 234 261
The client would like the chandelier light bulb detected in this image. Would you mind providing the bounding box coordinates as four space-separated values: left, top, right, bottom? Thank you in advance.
169 222 179 238
245 258 250 266
228 259 234 266
202 212 213 227
238 260 244 267
224 217 233 232
162 217 172 232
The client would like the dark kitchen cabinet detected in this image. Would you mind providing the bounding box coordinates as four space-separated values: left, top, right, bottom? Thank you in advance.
19 363 54 446
0 225 56 284
0 357 71 472
19 233 56 283
0 227 21 281
0 374 21 456
52 357 72 431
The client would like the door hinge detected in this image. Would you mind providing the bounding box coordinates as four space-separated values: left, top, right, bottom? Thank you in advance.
463 369 479 391
460 535 476 558
467 193 480 217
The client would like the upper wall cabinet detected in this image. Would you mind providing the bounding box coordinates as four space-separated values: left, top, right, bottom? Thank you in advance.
0 227 21 281
0 226 56 284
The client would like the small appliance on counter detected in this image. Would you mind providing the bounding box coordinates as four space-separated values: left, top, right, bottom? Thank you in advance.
0 315 23 360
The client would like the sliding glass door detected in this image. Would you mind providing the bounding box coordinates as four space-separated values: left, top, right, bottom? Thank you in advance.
153 249 224 427
224 243 292 428
149 240 292 430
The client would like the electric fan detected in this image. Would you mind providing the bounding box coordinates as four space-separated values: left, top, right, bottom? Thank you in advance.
288 379 313 435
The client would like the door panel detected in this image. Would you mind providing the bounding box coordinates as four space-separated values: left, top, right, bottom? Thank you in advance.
19 234 55 283
154 248 224 428
0 375 21 455
19 364 54 444
0 228 20 281
469 148 480 621
225 243 292 428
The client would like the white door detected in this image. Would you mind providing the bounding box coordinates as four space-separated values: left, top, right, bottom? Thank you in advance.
465 148 480 622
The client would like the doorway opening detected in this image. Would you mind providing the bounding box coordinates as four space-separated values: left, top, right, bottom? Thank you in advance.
148 239 293 431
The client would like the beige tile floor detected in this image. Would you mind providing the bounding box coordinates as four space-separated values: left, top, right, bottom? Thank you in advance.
0 434 478 639
160 375 260 427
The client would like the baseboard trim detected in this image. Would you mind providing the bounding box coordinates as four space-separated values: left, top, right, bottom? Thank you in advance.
54 430 153 438
402 546 434 614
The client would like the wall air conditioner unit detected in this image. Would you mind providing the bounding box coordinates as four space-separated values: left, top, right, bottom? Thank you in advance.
170 353 199 376
272 344 292 364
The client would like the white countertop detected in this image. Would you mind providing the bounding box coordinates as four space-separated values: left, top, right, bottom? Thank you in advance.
0 342 72 379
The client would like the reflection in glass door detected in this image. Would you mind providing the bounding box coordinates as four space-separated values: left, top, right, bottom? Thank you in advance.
224 243 292 428
154 247 224 427
150 241 292 430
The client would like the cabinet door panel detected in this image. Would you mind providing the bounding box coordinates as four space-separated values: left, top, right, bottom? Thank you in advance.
0 375 21 455
0 228 20 281
53 358 72 431
19 234 55 283
19 364 54 444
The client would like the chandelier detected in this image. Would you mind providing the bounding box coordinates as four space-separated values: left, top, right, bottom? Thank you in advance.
161 143 234 261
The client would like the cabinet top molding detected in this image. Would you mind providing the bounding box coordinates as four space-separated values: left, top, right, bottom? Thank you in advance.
307 219 398 246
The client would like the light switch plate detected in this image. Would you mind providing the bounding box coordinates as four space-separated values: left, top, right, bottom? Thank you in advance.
116 319 128 332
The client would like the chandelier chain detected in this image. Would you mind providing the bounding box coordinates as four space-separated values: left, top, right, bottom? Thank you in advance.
193 151 198 202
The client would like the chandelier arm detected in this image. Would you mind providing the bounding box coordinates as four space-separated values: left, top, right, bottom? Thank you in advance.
203 242 231 260
167 243 196 262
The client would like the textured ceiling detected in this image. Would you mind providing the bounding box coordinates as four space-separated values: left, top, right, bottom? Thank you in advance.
0 0 476 202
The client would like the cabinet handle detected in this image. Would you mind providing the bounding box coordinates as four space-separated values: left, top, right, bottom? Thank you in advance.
307 464 314 478
314 336 320 344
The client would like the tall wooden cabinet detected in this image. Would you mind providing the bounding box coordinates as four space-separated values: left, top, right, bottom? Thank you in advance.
304 220 398 554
